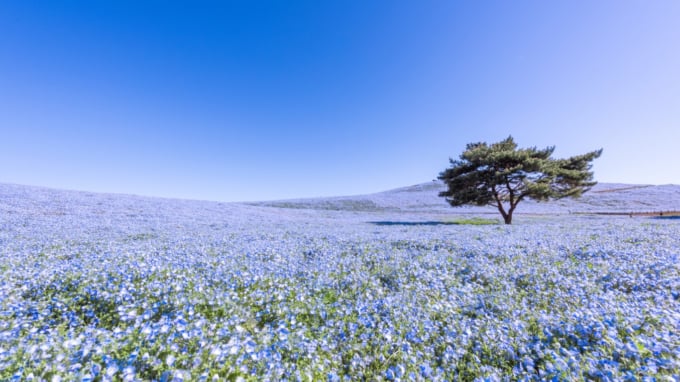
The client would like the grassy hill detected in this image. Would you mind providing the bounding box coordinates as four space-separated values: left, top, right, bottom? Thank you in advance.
250 181 680 215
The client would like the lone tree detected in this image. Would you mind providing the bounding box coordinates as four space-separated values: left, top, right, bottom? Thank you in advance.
438 136 602 224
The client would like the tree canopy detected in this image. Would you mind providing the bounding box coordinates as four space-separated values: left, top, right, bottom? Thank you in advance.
438 136 602 224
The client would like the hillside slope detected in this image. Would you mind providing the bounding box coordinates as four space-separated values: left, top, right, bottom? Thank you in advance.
1 181 679 218
251 181 680 214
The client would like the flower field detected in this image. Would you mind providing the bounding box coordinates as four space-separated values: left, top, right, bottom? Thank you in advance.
0 184 679 381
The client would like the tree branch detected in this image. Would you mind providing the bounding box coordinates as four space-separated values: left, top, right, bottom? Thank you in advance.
504 177 516 208
491 186 508 219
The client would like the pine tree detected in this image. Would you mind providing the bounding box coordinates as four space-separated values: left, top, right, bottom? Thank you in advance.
438 136 602 224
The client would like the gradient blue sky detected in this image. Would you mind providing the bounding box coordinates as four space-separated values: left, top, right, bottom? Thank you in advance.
1 1 679 201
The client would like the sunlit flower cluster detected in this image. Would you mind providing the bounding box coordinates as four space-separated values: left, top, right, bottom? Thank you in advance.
0 184 678 380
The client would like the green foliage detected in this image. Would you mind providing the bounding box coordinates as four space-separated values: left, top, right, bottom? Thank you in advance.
438 136 602 224
444 217 499 225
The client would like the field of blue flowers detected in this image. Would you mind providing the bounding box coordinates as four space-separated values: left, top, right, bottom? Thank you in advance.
1 184 679 381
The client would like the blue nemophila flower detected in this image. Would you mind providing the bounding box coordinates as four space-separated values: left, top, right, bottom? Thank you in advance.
385 364 405 381
1 186 679 380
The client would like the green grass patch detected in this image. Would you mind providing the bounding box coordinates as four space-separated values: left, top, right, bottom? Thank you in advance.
443 217 499 225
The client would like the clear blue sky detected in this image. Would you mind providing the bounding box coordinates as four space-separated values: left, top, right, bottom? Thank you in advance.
1 1 678 201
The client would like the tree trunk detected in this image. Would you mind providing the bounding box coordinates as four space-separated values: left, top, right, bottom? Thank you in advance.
495 201 512 225
505 203 517 224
